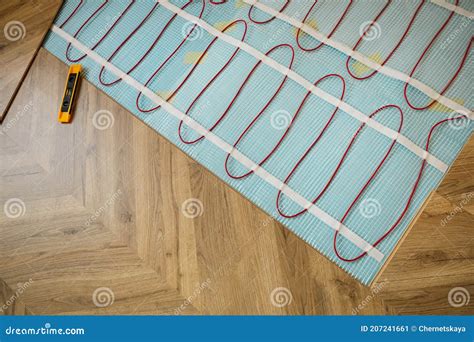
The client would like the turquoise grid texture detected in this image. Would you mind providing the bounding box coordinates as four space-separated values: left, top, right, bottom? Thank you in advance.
44 0 473 284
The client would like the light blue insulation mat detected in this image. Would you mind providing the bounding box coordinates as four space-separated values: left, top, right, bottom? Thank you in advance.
43 0 473 285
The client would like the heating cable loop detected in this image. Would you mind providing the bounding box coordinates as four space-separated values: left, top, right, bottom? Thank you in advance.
61 0 135 63
99 0 206 87
274 74 347 219
402 0 470 110
296 0 353 52
346 0 426 80
226 73 343 181
98 1 160 86
276 105 403 218
275 104 402 260
404 36 473 109
136 18 246 113
333 115 468 261
178 42 291 145
248 0 289 25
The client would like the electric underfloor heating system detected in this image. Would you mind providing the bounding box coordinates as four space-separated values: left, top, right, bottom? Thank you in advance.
43 0 473 285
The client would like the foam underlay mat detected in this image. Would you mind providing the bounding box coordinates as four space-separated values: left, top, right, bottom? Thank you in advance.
43 0 473 285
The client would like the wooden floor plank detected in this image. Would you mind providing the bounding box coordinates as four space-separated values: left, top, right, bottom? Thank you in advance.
0 0 62 122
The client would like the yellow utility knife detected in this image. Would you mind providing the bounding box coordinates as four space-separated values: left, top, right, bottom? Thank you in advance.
58 64 82 123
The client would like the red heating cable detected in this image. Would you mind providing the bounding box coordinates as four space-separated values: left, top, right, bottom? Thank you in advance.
179 43 294 146
176 21 257 144
61 1 206 88
225 73 343 180
296 0 353 52
62 0 107 61
64 0 135 63
136 24 250 116
402 0 467 110
99 0 205 87
59 0 84 29
135 1 211 113
346 0 425 80
276 104 403 219
333 115 466 262
343 0 390 76
98 2 160 86
248 0 290 25
404 36 473 110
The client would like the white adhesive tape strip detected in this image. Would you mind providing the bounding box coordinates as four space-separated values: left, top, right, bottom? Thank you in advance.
159 0 450 173
51 25 385 262
243 0 473 121
430 0 474 18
